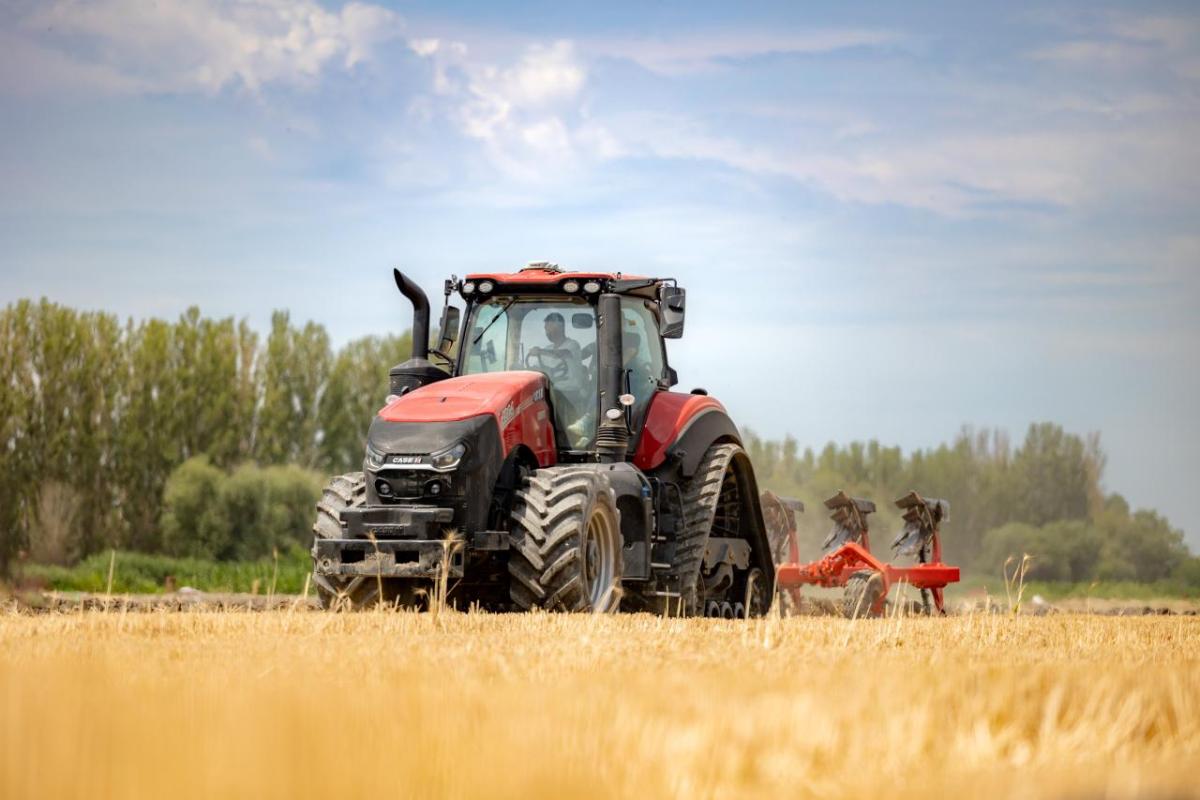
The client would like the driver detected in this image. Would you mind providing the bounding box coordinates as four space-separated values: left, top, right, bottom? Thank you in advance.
530 312 582 363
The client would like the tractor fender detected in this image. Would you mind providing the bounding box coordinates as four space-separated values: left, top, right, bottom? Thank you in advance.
633 392 741 477
638 398 776 601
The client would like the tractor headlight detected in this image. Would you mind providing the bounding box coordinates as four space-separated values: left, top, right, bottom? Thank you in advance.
429 442 467 472
562 280 579 293
478 280 495 294
462 281 476 295
365 442 386 470
582 280 601 294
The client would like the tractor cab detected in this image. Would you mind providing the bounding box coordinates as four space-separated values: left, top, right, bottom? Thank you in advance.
415 263 685 457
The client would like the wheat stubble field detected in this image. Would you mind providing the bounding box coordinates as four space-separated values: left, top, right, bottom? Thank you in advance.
1 610 1197 799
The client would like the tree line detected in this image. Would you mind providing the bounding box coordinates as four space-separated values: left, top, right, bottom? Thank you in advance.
745 425 1197 585
0 300 410 573
2 300 1194 586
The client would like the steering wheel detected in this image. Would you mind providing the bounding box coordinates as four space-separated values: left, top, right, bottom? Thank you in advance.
526 349 570 381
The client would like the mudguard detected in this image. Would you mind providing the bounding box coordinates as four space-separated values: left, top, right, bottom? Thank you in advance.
635 390 776 600
633 391 740 476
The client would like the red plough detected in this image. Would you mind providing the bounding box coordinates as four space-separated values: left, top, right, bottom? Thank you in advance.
764 490 960 616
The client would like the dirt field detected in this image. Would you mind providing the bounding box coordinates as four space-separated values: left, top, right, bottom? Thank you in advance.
2 610 1197 799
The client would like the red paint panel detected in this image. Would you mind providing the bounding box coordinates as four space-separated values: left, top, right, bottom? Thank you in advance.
632 391 728 471
378 372 557 466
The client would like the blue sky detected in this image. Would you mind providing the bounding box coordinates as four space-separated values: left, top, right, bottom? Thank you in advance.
1 0 1198 546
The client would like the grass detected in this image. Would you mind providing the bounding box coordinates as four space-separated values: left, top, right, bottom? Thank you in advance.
0 610 1197 799
20 549 1200 604
16 548 312 594
953 574 1200 603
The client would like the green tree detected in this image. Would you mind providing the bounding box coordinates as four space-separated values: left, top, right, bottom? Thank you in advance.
256 312 332 467
0 302 37 573
1011 423 1096 526
317 332 411 474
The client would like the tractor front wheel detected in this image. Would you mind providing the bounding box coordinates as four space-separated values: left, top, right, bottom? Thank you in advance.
508 468 622 613
311 472 426 611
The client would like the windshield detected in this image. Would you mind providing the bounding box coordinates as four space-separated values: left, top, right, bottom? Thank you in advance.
461 296 598 449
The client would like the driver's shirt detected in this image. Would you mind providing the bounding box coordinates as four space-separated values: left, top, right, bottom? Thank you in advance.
549 337 582 361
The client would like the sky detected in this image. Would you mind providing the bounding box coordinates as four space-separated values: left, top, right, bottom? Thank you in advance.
1 0 1198 547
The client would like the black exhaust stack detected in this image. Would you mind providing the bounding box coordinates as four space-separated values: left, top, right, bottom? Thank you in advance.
394 269 431 360
387 269 449 397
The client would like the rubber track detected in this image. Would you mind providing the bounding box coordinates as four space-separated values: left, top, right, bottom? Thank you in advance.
508 467 620 612
669 443 743 615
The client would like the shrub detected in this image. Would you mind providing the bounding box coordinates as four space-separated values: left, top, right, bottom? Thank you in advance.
161 458 321 562
161 457 230 559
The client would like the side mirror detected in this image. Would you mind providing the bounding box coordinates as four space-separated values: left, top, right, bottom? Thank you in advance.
437 305 460 352
659 286 686 339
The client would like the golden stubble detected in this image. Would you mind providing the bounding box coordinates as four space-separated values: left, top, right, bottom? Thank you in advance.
1 610 1197 800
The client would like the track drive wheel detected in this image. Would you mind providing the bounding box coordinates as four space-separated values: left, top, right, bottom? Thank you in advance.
842 570 885 619
311 473 426 611
508 467 622 613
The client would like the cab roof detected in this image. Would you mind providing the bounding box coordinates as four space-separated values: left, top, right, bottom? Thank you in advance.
461 263 665 300
464 263 649 284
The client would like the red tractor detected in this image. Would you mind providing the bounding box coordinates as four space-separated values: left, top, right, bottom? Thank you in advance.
311 263 775 615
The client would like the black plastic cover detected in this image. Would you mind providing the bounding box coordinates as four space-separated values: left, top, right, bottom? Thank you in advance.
364 414 504 533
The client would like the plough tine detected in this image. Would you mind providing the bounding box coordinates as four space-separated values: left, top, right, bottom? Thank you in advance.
822 491 875 550
891 492 950 559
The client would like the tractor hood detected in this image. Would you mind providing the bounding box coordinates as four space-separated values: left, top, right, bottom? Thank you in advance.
375 371 557 466
379 371 545 424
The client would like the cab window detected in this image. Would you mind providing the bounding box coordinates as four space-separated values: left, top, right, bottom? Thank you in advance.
461 297 598 450
619 298 666 426
464 302 508 374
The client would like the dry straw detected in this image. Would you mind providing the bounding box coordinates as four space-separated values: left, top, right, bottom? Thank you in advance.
0 609 1196 799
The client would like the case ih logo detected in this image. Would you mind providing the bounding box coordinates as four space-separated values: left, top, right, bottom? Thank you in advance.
390 455 423 465
500 402 517 429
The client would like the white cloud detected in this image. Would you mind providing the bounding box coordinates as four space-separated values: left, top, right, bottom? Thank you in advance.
587 28 899 75
21 0 403 93
1030 39 1151 69
426 39 585 141
1028 11 1200 79
411 38 610 180
590 109 1200 216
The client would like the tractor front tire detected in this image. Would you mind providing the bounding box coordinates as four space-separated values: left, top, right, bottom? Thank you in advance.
842 570 885 619
311 473 424 611
508 468 622 613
